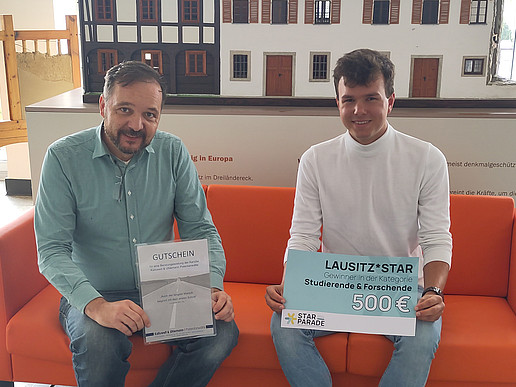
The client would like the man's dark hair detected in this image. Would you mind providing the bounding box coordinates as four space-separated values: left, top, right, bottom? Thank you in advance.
103 61 168 109
333 49 395 98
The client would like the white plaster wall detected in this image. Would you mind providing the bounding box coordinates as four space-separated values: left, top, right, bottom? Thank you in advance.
162 0 179 23
204 0 215 23
221 0 516 98
162 26 179 43
97 25 114 42
204 26 215 44
118 25 138 42
141 25 159 43
117 0 137 22
183 26 200 43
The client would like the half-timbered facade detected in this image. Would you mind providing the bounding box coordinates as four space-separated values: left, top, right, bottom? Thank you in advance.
79 0 220 94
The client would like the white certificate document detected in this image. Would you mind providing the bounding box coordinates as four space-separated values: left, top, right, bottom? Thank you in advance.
136 239 215 343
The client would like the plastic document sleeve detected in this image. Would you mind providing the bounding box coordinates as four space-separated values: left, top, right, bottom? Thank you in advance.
136 239 216 344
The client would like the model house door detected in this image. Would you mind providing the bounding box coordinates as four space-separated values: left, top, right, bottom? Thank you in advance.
266 55 293 96
411 58 439 98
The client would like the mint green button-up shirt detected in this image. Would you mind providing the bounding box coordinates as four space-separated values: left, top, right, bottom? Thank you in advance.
35 125 225 313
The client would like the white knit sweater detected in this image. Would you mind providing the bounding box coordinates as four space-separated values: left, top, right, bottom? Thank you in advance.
286 124 452 283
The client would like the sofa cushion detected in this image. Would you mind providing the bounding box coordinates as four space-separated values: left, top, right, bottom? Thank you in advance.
222 282 282 369
207 185 295 285
431 295 516 384
6 285 171 368
447 195 514 296
224 282 348 373
346 295 516 384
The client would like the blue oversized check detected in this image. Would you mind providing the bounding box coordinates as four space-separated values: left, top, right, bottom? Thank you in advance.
281 250 419 336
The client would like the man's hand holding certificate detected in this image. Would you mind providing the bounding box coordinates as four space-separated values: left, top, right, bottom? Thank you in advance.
281 250 419 336
136 239 215 343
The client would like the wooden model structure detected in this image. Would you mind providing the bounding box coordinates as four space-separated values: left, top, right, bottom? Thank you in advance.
0 15 81 148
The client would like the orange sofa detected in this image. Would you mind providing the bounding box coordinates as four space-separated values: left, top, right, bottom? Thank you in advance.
0 185 515 386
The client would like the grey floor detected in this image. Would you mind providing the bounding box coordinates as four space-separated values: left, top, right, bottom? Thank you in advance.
0 180 33 229
0 180 71 387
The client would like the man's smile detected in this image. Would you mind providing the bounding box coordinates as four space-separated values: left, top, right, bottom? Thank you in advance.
353 120 371 125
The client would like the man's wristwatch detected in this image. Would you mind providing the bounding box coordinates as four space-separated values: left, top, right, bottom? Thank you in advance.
422 286 444 301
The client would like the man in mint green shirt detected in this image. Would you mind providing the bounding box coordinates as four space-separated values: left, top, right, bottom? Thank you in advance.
35 61 238 387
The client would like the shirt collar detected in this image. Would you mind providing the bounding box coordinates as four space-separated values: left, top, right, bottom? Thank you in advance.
345 123 393 156
92 122 156 160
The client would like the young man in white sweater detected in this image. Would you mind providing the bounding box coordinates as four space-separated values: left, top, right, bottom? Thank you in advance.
265 49 452 386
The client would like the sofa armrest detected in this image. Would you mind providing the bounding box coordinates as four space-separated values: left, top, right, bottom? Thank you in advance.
509 209 516 314
0 208 49 380
0 208 48 318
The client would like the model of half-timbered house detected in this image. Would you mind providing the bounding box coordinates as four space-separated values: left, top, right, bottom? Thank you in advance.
77 0 514 99
79 0 220 95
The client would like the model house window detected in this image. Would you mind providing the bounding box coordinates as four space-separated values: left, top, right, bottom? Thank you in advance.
363 0 398 24
140 0 158 22
422 0 439 24
223 0 258 23
231 51 250 80
463 57 485 76
142 50 163 74
186 51 206 76
373 0 390 24
98 49 118 74
95 0 114 21
183 0 199 22
306 0 340 24
412 0 448 24
264 0 298 24
233 0 249 22
314 0 330 24
469 0 487 23
272 0 288 23
310 52 330 81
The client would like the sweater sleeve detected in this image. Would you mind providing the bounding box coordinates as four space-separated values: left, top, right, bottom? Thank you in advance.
417 144 453 268
285 148 323 262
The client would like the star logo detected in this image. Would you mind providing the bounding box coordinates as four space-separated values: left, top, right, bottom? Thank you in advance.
284 313 297 325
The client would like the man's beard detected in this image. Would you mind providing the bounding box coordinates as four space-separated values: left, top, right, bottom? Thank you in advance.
107 127 147 156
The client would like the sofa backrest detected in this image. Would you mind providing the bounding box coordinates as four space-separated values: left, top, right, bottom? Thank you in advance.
10 190 512 298
446 194 514 297
206 185 295 284
207 187 515 295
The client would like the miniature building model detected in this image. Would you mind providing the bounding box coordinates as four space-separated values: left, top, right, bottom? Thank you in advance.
79 0 220 95
77 0 514 99
220 0 509 98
